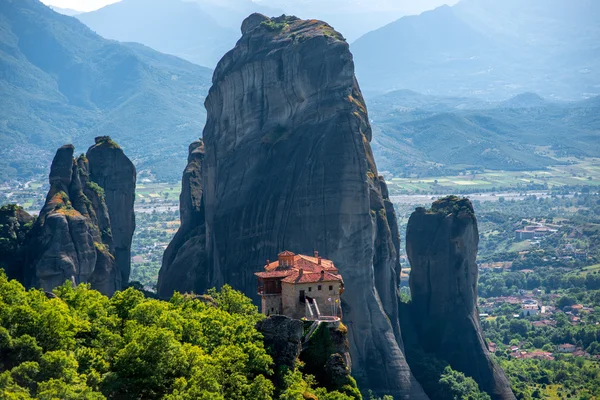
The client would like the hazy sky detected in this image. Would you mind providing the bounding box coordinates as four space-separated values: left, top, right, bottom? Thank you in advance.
41 0 457 13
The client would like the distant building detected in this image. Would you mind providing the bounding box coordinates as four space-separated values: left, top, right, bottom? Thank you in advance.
522 304 539 316
255 251 344 320
515 230 535 240
572 349 589 358
515 225 556 241
558 344 577 353
514 350 554 361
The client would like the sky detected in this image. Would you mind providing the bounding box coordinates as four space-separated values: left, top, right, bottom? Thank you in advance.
41 0 457 14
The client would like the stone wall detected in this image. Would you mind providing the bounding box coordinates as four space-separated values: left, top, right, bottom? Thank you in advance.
282 281 343 319
262 294 283 316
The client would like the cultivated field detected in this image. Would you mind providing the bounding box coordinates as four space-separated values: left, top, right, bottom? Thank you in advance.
386 158 600 194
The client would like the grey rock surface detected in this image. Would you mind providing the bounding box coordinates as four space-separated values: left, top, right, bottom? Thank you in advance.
158 140 207 296
158 14 426 398
256 315 303 372
87 136 136 285
23 139 135 296
0 205 35 282
406 196 515 400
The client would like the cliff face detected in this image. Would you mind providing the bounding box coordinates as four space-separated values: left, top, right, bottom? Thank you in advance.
158 140 206 296
87 136 136 285
257 316 359 397
0 205 35 282
158 14 426 398
406 196 515 400
22 137 135 296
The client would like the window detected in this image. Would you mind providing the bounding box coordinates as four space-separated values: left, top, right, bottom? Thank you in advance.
299 290 306 303
329 285 333 291
308 287 312 292
318 285 322 290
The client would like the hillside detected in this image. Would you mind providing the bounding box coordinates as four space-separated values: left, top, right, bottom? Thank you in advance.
48 6 81 16
0 0 212 182
369 92 600 175
352 0 600 99
77 0 241 68
77 0 281 68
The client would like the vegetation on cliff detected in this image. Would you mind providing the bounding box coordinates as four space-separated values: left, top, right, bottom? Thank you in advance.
0 271 361 399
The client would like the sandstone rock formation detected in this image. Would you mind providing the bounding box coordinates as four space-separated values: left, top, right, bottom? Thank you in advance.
258 315 357 396
159 14 425 398
87 136 136 285
406 196 515 400
22 138 135 296
158 140 206 296
256 315 304 373
0 205 35 282
301 322 355 395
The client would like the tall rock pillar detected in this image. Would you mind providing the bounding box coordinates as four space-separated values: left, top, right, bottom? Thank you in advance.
159 14 426 398
406 196 515 400
87 136 136 286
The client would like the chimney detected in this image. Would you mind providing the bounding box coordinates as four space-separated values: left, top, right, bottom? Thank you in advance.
265 260 270 269
318 256 322 265
299 268 304 278
314 250 319 258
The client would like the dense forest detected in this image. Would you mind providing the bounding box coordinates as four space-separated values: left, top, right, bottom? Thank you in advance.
0 272 363 400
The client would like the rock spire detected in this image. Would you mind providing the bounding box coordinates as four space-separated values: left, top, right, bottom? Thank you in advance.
22 137 135 296
158 14 426 398
406 196 515 400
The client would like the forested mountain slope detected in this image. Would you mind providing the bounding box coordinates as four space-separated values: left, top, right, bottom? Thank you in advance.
369 91 600 175
0 0 212 182
352 0 600 99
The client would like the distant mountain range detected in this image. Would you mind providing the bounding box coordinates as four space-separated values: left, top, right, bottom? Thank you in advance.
49 6 81 16
0 0 212 181
74 0 454 49
368 90 600 176
352 0 600 100
76 0 280 68
2 0 599 184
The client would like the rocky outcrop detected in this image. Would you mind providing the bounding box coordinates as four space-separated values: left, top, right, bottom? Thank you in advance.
301 322 357 396
157 140 206 296
22 138 135 296
0 205 35 282
158 14 425 398
406 196 515 400
87 136 136 285
258 316 359 397
256 315 304 373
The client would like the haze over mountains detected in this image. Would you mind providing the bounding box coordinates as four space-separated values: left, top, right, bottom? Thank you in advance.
74 0 599 99
369 91 600 176
0 0 211 181
1 0 599 184
76 0 281 67
352 0 600 100
48 5 81 15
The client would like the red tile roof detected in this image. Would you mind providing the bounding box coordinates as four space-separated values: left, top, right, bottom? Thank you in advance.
281 271 343 284
255 270 296 279
264 254 337 273
256 250 343 284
